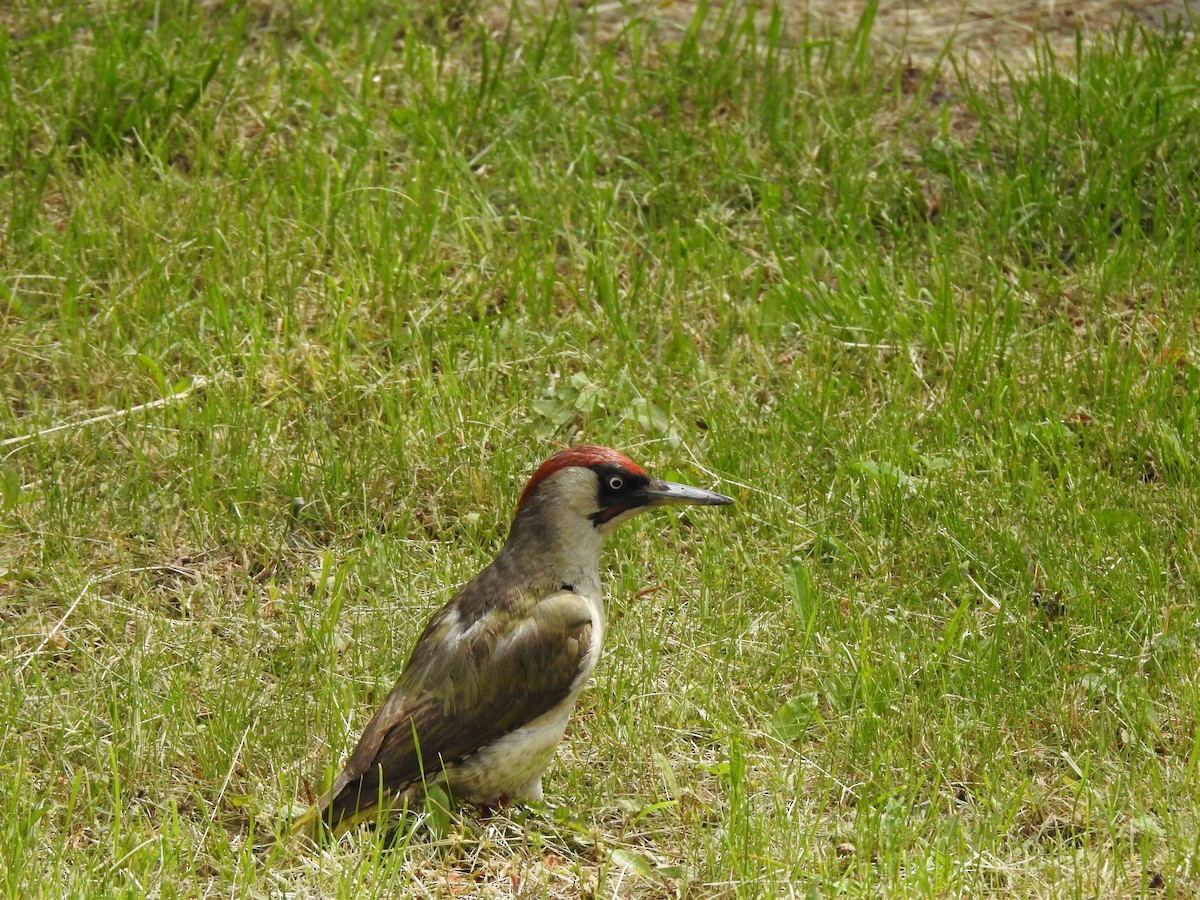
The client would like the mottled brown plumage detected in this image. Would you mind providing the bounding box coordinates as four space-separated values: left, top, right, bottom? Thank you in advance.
291 446 732 839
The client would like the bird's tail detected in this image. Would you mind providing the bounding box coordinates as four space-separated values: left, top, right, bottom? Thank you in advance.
289 803 326 841
289 795 383 845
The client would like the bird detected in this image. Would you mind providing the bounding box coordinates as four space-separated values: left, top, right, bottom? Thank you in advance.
290 445 733 840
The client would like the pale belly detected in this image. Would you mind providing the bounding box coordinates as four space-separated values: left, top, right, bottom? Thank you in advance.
440 699 577 803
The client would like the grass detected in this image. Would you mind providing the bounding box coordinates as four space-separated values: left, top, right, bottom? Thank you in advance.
2 0 1199 895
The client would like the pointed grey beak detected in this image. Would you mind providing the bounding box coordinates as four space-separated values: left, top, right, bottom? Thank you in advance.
643 479 734 508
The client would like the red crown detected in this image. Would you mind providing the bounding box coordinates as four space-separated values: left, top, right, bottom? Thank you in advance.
518 446 647 508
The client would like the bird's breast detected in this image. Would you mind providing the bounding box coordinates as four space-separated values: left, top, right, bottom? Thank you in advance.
568 587 605 691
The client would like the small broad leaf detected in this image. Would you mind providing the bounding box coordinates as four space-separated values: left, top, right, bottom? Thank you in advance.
630 799 677 824
629 397 668 433
610 848 654 877
530 398 561 418
1080 671 1117 697
1 466 20 509
813 534 844 559
917 453 950 472
784 557 816 622
653 751 680 800
856 459 910 487
531 395 577 426
1131 814 1166 837
626 397 681 446
573 380 603 413
423 783 452 838
568 371 594 391
657 864 692 882
770 692 821 742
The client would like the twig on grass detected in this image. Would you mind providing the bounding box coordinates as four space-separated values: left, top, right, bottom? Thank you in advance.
1 375 210 449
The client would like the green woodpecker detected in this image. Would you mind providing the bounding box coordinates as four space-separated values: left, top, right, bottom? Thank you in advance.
291 445 733 839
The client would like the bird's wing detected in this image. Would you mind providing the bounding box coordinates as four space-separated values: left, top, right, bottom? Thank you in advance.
310 587 595 832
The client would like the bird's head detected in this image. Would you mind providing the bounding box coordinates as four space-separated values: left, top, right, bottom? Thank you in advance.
515 446 734 539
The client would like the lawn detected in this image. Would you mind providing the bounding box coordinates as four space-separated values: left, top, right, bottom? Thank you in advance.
2 1 1198 896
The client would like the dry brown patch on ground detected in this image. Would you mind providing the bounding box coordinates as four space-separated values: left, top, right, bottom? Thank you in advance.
484 0 1194 70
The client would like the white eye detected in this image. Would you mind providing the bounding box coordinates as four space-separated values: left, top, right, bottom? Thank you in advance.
607 475 624 491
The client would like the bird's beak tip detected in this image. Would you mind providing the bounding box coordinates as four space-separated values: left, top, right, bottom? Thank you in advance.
647 480 735 508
